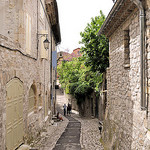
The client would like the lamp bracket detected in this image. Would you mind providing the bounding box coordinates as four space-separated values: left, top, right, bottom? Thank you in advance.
37 33 48 39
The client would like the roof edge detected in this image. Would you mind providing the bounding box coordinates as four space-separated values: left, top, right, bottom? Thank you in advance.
98 0 124 36
46 0 61 44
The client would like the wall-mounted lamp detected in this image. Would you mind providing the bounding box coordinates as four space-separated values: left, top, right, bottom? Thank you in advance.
38 34 50 50
43 37 50 50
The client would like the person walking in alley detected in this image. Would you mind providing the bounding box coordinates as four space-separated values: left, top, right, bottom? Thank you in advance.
63 104 67 116
67 103 72 116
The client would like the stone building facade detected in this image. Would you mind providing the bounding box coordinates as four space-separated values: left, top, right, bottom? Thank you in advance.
71 48 82 58
57 48 81 65
0 0 61 150
64 92 99 118
99 0 150 149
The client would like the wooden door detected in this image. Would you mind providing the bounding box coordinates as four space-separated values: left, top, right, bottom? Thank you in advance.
6 78 24 150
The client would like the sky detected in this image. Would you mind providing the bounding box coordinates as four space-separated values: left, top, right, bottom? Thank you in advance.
57 0 114 53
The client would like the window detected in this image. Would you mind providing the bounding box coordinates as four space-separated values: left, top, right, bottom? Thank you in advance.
40 0 44 20
124 29 130 68
26 13 31 55
39 94 42 106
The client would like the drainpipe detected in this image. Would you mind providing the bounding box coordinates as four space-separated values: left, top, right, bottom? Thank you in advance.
37 0 39 59
131 0 146 109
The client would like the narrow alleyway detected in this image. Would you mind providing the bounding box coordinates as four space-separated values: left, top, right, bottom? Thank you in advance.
53 89 81 149
29 89 103 150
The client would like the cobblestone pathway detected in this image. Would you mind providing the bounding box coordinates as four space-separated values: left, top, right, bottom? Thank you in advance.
53 115 81 150
73 115 104 150
29 89 104 150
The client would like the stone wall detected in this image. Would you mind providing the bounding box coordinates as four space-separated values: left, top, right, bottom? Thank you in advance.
0 0 56 149
65 92 99 118
101 6 150 149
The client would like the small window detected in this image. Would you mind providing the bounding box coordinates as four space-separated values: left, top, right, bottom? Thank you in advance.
39 83 42 106
39 94 42 106
124 29 130 68
45 91 48 117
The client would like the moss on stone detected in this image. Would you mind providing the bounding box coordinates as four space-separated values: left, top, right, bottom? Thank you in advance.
108 127 113 142
112 125 116 132
100 136 111 150
112 140 118 150
27 135 34 145
100 137 103 144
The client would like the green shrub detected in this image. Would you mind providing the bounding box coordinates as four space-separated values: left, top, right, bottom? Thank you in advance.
74 82 93 104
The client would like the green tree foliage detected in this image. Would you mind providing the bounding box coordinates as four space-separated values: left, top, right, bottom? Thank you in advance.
58 10 108 104
57 58 103 104
58 58 82 88
80 10 109 72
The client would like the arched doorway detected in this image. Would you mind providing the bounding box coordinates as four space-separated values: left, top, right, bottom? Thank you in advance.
28 84 37 113
6 78 24 150
27 84 37 141
28 85 36 113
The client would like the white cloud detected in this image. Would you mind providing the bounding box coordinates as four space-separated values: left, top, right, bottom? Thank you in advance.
57 0 114 53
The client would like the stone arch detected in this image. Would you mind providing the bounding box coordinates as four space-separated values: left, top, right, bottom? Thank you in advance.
28 83 37 113
27 82 39 142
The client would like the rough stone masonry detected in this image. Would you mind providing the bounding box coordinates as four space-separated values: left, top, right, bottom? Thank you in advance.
99 0 150 149
0 0 60 150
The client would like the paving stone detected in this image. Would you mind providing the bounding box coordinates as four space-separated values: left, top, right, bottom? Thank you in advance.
61 131 80 137
66 122 81 128
53 143 81 150
62 128 81 136
65 116 78 122
56 136 80 144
